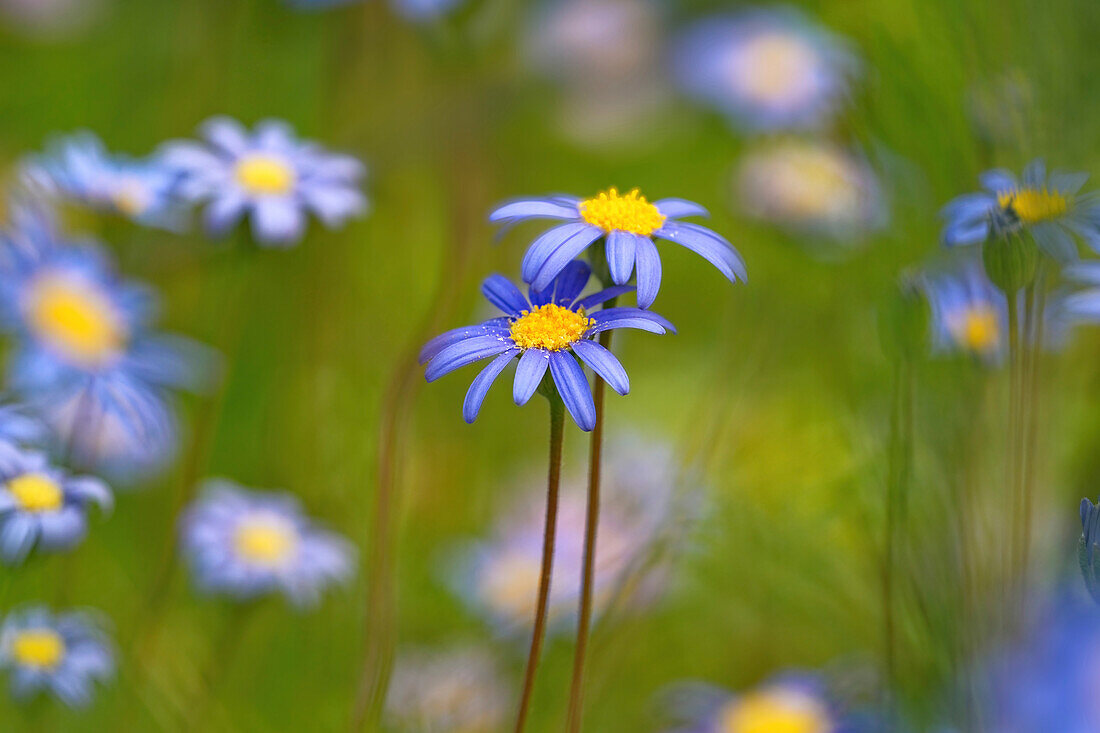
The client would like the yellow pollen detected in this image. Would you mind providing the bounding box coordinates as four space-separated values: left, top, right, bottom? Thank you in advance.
952 306 1000 353
997 188 1068 224
509 303 593 352
579 187 666 236
8 473 64 513
26 274 126 367
235 155 296 196
234 519 296 565
719 691 831 733
10 629 65 670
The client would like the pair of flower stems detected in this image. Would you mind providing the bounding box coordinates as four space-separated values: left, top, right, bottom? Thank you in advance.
514 312 616 733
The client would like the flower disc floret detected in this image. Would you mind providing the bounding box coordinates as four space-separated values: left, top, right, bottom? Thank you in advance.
11 629 65 670
234 519 297 566
579 188 666 236
996 188 1069 224
25 274 126 367
718 690 831 733
234 155 296 196
509 303 593 351
7 474 63 513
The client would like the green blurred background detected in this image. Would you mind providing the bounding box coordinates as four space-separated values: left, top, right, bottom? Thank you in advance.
2 0 1100 730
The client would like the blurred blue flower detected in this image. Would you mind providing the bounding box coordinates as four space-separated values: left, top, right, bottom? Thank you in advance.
1080 497 1100 603
661 675 854 733
386 645 510 732
449 433 688 636
180 479 355 608
735 139 887 243
420 260 672 430
21 132 184 230
0 448 111 564
983 597 1100 732
0 207 213 480
490 188 745 308
671 7 856 132
0 606 113 707
921 260 1005 360
390 0 463 21
940 159 1100 259
161 116 368 246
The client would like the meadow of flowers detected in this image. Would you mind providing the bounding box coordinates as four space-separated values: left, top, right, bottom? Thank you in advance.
3 0 1100 731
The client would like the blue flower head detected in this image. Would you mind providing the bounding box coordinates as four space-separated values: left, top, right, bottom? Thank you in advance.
672 7 857 132
940 159 1100 259
420 260 674 430
0 606 114 707
661 674 855 733
0 448 111 565
180 479 356 608
490 188 746 308
21 132 184 231
921 259 1006 360
161 116 368 246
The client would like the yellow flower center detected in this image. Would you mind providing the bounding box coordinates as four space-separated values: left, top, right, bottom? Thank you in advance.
112 181 149 217
719 691 831 733
734 33 818 104
509 303 593 352
10 629 65 670
26 274 126 367
951 306 1000 353
996 188 1068 224
8 473 64 513
579 187 666 236
235 155 296 196
234 519 297 565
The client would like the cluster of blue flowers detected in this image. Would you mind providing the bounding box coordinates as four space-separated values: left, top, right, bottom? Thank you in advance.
0 115 365 708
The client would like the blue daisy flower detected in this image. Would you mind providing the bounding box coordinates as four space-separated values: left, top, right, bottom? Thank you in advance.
160 116 368 246
661 674 855 733
0 606 114 707
180 479 356 608
671 8 857 132
490 188 745 308
921 259 1006 360
940 159 1100 259
0 448 111 565
420 260 672 431
21 132 184 231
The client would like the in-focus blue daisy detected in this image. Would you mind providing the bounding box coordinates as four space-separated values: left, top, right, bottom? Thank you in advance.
940 159 1100 259
0 449 111 564
921 260 1005 360
161 116 367 246
671 8 856 132
0 207 211 479
0 606 113 707
661 675 852 733
386 645 510 732
420 260 672 431
180 479 355 608
448 433 690 636
490 187 745 308
735 139 887 243
21 132 184 231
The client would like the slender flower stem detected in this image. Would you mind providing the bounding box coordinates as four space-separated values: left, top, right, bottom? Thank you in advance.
566 325 614 733
1005 287 1024 618
1019 268 1047 597
514 394 565 733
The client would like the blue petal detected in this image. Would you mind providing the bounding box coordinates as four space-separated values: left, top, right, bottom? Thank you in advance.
655 222 747 284
572 340 629 395
589 307 676 335
1031 222 1077 262
419 320 510 365
0 515 37 564
521 222 593 283
481 275 530 316
655 198 709 219
489 198 579 223
553 260 591 305
942 219 990 246
1023 158 1046 187
606 231 637 286
1065 262 1100 285
425 335 513 382
462 350 518 423
513 349 550 405
530 226 604 291
548 351 596 431
979 169 1017 193
1050 170 1089 194
574 285 635 311
634 236 662 309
